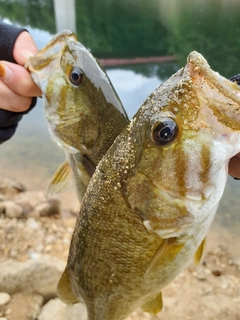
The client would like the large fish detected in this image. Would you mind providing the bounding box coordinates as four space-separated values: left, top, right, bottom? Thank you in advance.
26 30 129 202
57 51 240 320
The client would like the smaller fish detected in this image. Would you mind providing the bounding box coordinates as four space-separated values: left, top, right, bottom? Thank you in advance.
26 30 129 202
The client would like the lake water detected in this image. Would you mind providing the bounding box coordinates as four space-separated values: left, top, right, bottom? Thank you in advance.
0 2 240 258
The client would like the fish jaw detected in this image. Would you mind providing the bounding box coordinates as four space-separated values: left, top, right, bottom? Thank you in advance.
187 51 240 137
25 30 77 90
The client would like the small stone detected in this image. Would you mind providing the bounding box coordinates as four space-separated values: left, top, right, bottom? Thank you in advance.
0 201 23 219
44 245 52 253
0 203 4 214
35 244 44 253
29 198 60 218
38 298 87 320
9 249 18 258
212 269 222 277
0 292 11 306
0 178 26 196
26 218 41 230
27 251 41 260
201 285 213 295
205 268 211 275
13 191 45 215
0 256 65 298
5 292 44 320
193 269 207 281
221 283 228 289
0 195 6 202
228 259 234 266
45 235 55 244
5 308 12 315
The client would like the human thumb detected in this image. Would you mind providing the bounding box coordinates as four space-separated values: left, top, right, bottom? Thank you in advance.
13 31 38 66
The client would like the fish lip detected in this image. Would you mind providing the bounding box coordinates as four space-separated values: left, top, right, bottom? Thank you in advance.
47 29 75 42
25 29 77 71
187 51 240 103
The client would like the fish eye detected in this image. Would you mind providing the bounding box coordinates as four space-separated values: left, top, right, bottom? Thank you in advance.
69 67 84 86
152 119 179 145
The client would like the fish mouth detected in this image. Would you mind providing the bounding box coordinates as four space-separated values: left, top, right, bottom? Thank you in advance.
185 51 240 140
25 29 77 71
186 52 240 162
187 51 240 105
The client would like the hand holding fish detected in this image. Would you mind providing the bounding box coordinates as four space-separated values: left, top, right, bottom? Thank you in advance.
0 30 41 112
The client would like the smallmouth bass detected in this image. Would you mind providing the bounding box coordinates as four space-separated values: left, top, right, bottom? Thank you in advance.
58 51 240 320
26 30 129 202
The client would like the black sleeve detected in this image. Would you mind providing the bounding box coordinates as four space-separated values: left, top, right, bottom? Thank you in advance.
0 21 37 143
0 21 27 62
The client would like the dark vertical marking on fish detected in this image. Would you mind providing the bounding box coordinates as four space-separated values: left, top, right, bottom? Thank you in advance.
199 142 211 186
175 140 187 197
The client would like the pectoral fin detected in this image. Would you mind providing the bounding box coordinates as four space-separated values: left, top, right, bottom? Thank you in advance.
57 267 79 304
46 161 72 197
194 237 206 264
145 237 184 276
141 292 163 314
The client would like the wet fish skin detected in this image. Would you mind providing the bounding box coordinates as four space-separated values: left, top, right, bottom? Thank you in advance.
58 51 240 320
26 30 129 202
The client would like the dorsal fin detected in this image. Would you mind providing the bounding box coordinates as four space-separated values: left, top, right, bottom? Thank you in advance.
141 292 163 314
57 267 79 304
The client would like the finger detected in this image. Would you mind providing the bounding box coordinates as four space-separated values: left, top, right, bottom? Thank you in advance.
0 80 33 112
13 31 38 65
228 153 240 179
0 61 42 97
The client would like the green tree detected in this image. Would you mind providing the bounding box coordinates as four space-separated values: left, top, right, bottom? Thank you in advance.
75 0 170 57
0 0 55 33
163 0 240 77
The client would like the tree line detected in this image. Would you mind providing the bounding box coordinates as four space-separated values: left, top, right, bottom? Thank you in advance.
0 0 240 77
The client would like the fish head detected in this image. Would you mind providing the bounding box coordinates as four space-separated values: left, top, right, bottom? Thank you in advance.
125 51 240 239
26 30 127 158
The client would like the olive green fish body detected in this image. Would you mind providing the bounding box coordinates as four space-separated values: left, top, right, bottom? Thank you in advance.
26 30 129 202
65 140 198 320
58 51 240 320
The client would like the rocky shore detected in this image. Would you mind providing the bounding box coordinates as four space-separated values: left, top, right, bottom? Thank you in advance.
0 178 239 320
